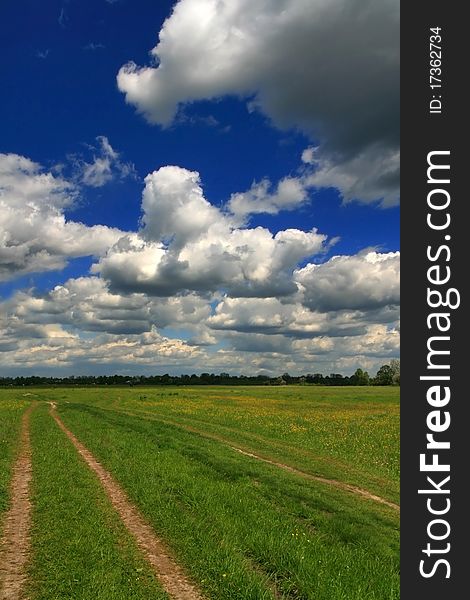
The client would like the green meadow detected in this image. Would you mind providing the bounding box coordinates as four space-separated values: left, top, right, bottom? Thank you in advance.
0 386 400 599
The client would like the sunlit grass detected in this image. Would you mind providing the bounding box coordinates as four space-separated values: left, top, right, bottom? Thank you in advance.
54 392 399 599
1 386 400 599
52 385 399 502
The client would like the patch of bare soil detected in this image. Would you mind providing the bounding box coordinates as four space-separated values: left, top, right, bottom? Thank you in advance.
0 404 35 600
49 404 204 600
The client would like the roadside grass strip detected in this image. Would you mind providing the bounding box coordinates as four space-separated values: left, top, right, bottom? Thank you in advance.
59 402 400 600
27 404 170 600
0 401 34 600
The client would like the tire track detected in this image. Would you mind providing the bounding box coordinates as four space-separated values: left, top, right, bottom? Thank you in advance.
181 423 399 511
0 403 35 600
49 403 204 600
103 407 399 512
230 447 399 511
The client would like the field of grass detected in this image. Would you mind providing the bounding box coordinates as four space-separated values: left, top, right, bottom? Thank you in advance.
48 385 399 502
0 386 400 599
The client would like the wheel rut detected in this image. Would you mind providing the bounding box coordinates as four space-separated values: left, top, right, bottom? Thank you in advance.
231 447 399 511
49 403 204 600
0 403 35 600
125 409 399 511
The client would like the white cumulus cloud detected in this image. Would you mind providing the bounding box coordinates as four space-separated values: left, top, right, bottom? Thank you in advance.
95 165 328 297
295 251 400 312
0 153 125 281
117 0 399 204
228 176 308 217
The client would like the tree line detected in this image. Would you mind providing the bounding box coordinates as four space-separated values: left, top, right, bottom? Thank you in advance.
0 360 399 387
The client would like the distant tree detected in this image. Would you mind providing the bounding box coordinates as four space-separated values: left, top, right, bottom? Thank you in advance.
327 373 345 386
351 368 370 386
219 372 230 383
200 372 212 384
390 359 400 385
0 365 400 388
374 364 394 386
306 373 324 384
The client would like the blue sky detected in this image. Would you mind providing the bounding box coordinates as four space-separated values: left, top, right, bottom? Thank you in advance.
0 0 399 376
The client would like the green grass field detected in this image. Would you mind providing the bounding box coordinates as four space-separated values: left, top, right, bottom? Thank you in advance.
0 386 400 599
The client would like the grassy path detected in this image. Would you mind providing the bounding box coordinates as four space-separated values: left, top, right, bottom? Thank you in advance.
0 403 34 600
49 403 204 600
